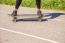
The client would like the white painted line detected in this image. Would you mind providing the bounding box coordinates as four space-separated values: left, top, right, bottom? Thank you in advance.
0 28 60 43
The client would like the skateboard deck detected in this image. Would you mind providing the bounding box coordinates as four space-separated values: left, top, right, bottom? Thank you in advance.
8 14 44 22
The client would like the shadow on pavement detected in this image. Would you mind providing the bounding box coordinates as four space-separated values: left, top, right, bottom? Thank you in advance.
45 13 65 19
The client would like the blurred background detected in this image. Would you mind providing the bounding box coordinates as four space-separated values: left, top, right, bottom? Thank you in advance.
0 0 65 10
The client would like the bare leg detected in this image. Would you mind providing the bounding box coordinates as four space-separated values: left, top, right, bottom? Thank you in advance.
11 0 22 16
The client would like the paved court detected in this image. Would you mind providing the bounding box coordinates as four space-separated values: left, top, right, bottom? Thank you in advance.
0 5 65 43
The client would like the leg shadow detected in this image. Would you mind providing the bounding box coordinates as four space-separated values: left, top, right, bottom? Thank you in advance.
45 13 65 19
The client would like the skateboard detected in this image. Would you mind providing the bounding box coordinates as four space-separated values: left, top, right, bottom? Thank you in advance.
12 14 43 22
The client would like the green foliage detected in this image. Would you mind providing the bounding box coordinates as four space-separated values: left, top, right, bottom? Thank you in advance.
0 0 65 10
0 0 15 5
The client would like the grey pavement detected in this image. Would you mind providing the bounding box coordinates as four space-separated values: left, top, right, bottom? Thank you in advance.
0 5 65 43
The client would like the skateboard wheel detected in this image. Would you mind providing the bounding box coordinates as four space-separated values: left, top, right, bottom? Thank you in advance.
12 19 17 22
13 16 17 22
38 19 42 22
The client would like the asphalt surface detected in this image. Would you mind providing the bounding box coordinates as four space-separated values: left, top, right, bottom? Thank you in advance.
0 5 65 43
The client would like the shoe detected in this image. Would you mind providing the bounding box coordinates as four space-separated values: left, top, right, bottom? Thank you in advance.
37 10 43 19
11 10 17 16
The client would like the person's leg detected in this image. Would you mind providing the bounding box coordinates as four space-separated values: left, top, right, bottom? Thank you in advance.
11 0 22 16
36 0 41 10
36 0 43 19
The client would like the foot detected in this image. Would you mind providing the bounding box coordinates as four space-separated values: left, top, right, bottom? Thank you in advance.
37 10 43 19
11 10 17 16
